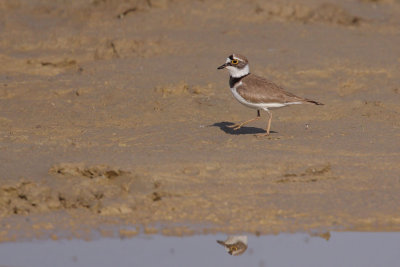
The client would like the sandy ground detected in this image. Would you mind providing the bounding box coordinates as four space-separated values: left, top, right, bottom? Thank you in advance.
1 0 400 242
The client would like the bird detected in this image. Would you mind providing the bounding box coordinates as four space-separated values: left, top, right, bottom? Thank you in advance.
217 236 248 256
217 53 323 136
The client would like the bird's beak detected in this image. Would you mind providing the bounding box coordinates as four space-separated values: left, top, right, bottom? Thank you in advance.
217 63 228 70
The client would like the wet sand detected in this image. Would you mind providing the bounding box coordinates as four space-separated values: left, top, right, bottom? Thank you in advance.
1 0 400 241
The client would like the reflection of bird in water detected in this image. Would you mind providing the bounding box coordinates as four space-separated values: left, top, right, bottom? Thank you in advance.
217 236 248 256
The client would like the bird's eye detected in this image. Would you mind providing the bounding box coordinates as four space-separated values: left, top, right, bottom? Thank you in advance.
231 59 239 64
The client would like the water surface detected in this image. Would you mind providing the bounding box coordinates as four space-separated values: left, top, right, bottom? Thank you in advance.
1 232 399 267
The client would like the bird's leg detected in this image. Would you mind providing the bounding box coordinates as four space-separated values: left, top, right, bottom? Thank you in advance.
228 110 261 130
255 110 272 137
266 111 272 135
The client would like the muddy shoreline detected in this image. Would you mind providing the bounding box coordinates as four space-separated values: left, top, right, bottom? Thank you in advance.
1 0 400 242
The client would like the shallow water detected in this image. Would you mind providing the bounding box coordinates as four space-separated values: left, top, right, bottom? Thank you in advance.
1 232 399 267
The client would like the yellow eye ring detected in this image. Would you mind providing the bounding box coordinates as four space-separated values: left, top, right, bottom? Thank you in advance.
231 59 239 64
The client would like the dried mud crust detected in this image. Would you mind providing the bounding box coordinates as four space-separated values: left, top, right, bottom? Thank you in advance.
275 164 337 183
254 2 362 26
0 162 336 217
3 160 399 240
0 164 167 216
0 0 179 74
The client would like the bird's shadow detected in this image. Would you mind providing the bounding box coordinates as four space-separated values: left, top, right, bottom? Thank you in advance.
210 121 277 135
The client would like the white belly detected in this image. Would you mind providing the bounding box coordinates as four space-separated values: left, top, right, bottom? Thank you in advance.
230 87 294 110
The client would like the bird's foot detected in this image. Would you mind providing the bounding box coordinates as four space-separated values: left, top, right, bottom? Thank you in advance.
227 124 242 130
254 132 270 138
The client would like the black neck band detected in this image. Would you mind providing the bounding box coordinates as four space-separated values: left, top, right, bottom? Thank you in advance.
229 73 250 88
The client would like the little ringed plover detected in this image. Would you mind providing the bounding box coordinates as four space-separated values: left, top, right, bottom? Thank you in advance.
217 54 323 136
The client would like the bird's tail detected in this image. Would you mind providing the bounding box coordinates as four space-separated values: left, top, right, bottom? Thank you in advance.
305 99 324 105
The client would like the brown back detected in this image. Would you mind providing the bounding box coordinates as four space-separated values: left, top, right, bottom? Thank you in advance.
234 74 306 104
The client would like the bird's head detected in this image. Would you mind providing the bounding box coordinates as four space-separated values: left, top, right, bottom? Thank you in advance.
217 54 250 78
